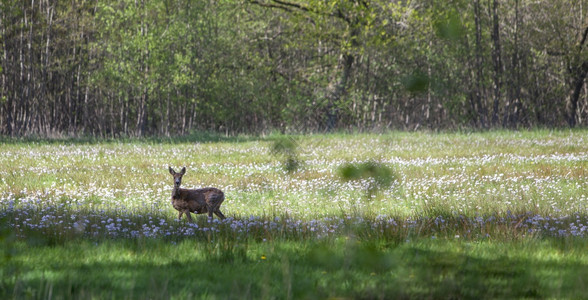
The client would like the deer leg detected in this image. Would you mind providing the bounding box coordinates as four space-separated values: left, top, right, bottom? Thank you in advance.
178 211 183 220
214 209 226 220
207 205 214 219
185 210 193 223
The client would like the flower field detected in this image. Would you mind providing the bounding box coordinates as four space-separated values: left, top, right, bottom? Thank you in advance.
1 130 587 298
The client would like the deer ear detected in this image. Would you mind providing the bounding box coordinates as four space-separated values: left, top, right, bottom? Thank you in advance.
180 167 186 175
169 167 175 175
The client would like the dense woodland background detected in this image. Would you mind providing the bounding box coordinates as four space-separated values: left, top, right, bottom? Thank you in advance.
1 0 587 137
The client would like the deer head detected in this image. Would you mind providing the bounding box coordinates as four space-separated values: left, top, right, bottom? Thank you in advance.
169 166 186 189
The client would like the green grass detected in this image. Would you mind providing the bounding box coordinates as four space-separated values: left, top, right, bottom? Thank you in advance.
1 130 587 298
4 238 588 299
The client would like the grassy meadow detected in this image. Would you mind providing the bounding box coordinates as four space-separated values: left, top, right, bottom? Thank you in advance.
1 130 587 299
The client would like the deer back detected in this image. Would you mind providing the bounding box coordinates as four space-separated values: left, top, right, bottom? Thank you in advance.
172 187 224 214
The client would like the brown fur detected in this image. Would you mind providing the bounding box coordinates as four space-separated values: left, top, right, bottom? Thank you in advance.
169 167 226 222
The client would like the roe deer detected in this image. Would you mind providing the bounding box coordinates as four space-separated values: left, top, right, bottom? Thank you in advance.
168 166 226 222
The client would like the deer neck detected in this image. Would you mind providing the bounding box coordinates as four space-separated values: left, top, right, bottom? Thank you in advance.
171 186 182 199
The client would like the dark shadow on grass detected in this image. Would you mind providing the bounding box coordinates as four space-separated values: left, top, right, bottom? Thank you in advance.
3 238 588 299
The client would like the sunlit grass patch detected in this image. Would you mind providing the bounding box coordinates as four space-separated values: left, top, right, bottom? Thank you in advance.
1 130 586 235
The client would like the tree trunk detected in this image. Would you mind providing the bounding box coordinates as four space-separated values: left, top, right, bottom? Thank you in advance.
490 0 502 126
566 20 588 127
473 0 487 128
326 52 354 131
567 61 588 127
505 0 522 127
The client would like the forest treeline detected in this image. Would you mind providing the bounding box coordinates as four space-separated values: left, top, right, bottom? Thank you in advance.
1 0 587 137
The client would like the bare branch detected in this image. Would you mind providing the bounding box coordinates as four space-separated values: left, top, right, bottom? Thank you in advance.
246 0 295 12
271 0 310 12
578 18 588 51
247 0 349 23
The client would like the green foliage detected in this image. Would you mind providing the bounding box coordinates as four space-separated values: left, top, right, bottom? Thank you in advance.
339 160 397 198
433 10 465 41
1 0 586 136
270 136 301 173
402 71 430 93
